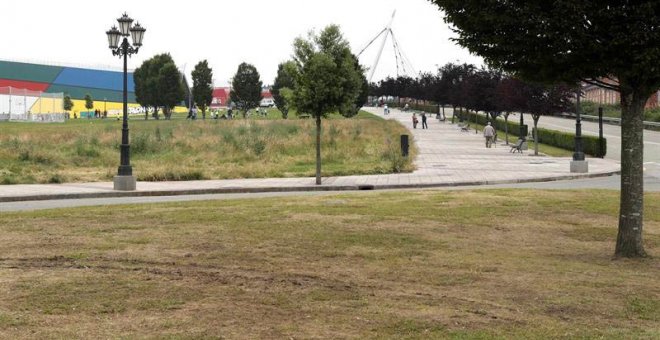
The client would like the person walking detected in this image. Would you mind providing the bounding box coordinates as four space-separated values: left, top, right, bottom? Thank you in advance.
384 104 389 115
412 113 418 129
483 122 496 148
421 112 428 129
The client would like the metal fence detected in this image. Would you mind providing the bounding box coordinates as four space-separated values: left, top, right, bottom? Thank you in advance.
0 87 65 122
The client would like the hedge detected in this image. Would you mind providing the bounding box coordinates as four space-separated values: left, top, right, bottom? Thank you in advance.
388 102 440 113
461 111 606 157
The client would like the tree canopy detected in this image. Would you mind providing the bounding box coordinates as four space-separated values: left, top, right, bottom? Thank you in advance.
272 61 298 119
229 62 263 115
134 53 185 119
192 60 213 119
289 24 367 184
84 94 93 111
429 0 660 257
63 95 73 112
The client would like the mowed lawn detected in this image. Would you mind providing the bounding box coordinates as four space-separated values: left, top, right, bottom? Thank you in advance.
0 189 658 338
0 110 414 184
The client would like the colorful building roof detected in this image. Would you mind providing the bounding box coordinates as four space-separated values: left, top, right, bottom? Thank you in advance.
0 60 136 103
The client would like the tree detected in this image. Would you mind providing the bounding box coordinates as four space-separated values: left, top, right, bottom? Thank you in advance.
230 62 263 118
438 63 476 122
192 60 213 120
272 61 298 119
84 94 94 111
291 24 365 185
523 83 575 155
339 53 369 118
497 77 529 145
63 95 73 112
430 0 660 257
134 53 181 120
158 63 185 119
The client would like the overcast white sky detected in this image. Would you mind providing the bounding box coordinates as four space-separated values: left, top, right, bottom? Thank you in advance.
1 0 482 86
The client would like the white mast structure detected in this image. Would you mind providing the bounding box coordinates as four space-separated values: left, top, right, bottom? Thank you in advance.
357 11 416 83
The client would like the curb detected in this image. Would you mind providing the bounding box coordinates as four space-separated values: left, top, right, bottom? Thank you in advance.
0 170 620 203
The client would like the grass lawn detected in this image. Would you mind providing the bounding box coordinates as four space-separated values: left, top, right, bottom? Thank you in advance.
0 189 658 338
0 110 415 184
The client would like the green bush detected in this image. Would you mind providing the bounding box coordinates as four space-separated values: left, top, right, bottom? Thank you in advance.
389 102 440 113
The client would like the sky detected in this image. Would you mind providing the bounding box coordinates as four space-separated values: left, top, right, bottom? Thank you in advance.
1 0 482 87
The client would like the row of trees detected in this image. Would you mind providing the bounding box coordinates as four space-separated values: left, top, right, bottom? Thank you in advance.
133 54 217 120
134 54 268 120
428 0 660 258
370 66 575 155
131 29 368 184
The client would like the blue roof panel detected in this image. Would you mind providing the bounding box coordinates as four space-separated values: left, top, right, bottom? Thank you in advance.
53 67 135 92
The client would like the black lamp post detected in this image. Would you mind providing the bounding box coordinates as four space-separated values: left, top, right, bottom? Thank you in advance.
106 13 145 190
570 86 588 172
573 88 585 161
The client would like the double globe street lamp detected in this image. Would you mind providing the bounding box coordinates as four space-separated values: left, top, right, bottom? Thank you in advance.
106 13 146 191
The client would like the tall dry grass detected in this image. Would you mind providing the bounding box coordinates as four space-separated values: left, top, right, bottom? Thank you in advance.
0 114 415 184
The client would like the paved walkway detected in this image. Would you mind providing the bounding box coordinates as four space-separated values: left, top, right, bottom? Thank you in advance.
0 108 620 203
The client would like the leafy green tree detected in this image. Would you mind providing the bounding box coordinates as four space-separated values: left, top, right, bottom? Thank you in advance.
229 62 263 118
339 53 369 118
272 61 298 119
192 60 213 120
134 53 179 120
157 63 185 120
291 25 365 185
523 83 575 155
84 94 94 111
63 95 73 112
430 0 660 257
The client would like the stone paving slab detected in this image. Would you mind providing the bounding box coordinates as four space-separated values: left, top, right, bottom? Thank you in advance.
0 107 620 203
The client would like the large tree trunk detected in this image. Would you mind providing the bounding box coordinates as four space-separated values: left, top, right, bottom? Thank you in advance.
315 115 322 185
615 89 647 258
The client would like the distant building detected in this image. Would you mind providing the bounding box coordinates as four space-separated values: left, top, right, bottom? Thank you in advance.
212 87 275 108
583 80 659 109
260 89 274 107
211 87 230 109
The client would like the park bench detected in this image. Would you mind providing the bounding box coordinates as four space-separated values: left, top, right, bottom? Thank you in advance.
458 123 469 132
510 139 525 153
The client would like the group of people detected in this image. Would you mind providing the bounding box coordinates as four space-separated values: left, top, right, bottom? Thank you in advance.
411 112 428 129
408 110 497 148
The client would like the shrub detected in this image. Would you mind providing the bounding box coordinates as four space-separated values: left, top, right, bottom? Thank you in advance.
132 132 158 155
249 139 266 156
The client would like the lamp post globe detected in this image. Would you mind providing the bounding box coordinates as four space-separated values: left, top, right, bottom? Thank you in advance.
108 13 146 191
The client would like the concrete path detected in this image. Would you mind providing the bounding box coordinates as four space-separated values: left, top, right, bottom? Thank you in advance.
0 108 620 204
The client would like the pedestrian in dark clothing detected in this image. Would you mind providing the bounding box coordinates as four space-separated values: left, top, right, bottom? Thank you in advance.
421 112 428 129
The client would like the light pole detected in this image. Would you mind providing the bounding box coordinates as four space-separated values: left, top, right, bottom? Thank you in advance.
570 86 588 173
106 13 146 190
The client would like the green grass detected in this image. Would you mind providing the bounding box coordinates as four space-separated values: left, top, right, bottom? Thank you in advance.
0 189 657 338
0 110 414 184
